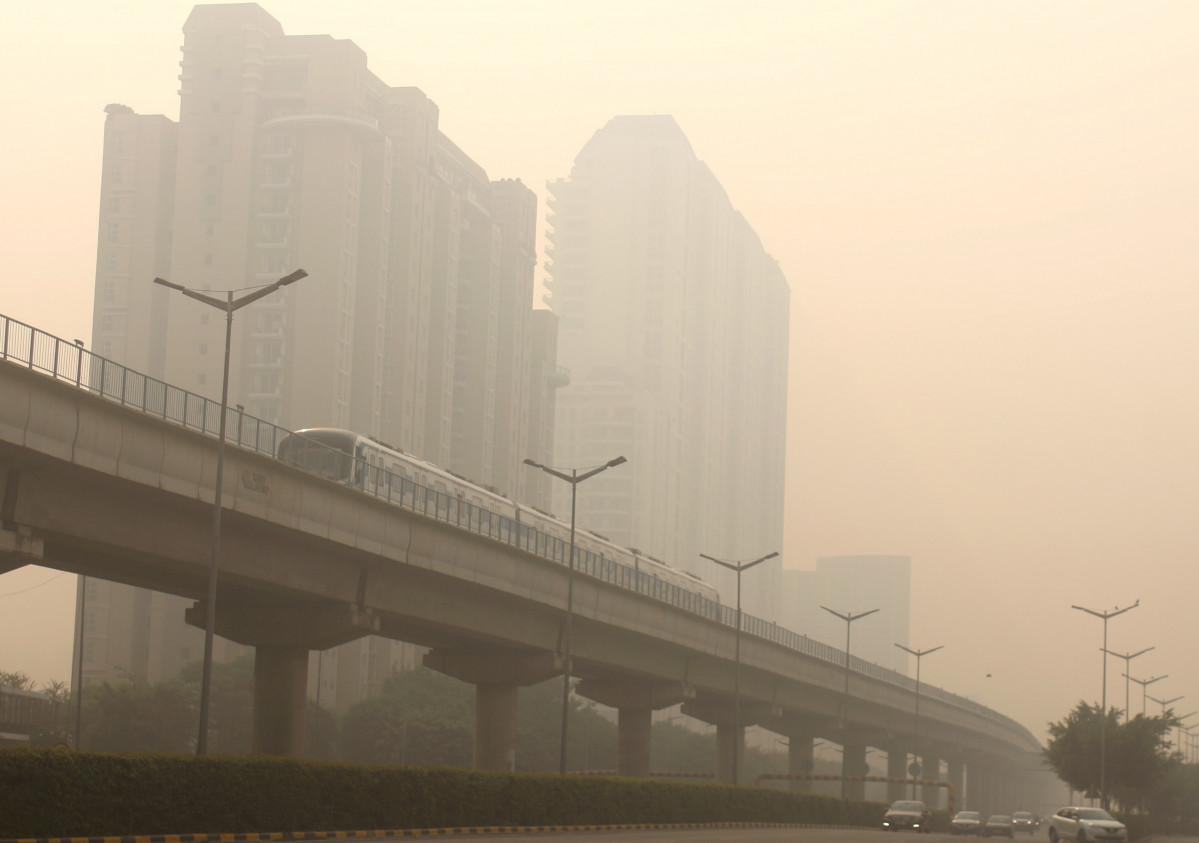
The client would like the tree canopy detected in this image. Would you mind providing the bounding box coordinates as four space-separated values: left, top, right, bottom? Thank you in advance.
1044 701 1176 812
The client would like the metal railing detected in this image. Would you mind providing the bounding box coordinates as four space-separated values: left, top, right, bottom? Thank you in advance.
0 313 1036 746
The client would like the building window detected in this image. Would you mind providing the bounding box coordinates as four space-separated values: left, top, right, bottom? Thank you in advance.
84 610 96 634
83 641 94 664
205 223 215 236
86 579 99 600
199 343 208 355
104 252 118 271
198 373 207 386
109 196 121 213
107 221 119 243
110 163 122 184
204 253 213 265
209 134 219 147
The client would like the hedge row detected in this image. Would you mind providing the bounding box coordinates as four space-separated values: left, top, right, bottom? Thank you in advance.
0 748 887 838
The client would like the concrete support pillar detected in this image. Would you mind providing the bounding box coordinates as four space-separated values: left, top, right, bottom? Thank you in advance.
424 648 560 772
187 600 380 758
922 755 943 808
947 758 965 813
475 683 518 771
576 679 694 779
617 707 653 778
887 748 909 801
787 736 815 792
843 743 868 801
716 722 744 785
252 644 309 756
682 697 781 787
969 763 994 815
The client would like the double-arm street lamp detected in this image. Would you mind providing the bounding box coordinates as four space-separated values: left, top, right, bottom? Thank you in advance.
895 643 943 797
1102 646 1154 723
1071 599 1138 809
1125 673 1167 717
154 269 307 754
1149 694 1184 715
700 550 779 785
523 455 626 775
822 605 879 798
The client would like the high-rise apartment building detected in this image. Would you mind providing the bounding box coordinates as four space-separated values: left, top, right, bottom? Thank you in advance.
545 116 790 620
81 3 562 710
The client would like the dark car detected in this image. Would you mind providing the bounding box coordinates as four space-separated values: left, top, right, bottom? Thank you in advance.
951 811 985 836
1011 812 1037 835
884 800 933 832
983 815 1015 838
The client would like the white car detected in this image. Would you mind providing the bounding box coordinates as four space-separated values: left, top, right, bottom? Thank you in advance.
1047 807 1127 843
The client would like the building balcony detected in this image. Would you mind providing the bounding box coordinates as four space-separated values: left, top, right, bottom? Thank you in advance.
261 107 381 137
544 363 570 388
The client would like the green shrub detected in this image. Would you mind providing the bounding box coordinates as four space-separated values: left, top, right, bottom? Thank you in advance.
0 748 889 838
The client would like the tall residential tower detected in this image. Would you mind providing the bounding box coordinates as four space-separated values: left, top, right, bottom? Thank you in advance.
545 116 790 619
82 3 563 709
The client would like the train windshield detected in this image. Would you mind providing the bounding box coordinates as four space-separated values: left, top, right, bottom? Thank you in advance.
278 431 354 481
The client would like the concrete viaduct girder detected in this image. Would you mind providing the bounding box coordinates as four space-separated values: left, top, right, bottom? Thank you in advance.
0 359 1042 783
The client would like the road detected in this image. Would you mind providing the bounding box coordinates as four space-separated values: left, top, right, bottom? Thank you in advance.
354 829 1044 843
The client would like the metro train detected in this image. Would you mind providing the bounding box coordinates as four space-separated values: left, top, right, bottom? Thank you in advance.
276 428 721 613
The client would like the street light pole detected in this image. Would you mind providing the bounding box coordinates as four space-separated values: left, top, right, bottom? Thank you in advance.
1125 673 1167 717
700 550 779 785
154 269 307 754
523 455 627 775
822 605 879 799
1149 694 1183 715
1101 646 1154 723
1071 600 1138 810
895 643 943 798
1173 711 1195 757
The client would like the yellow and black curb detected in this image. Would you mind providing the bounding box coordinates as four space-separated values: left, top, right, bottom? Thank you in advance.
1 823 855 843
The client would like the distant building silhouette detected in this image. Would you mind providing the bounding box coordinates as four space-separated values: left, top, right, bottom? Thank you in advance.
545 115 790 620
80 3 563 712
781 555 912 674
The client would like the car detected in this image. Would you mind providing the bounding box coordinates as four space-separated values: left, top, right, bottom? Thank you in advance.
1047 807 1127 843
1012 812 1038 835
951 811 985 836
983 815 1015 838
883 800 933 832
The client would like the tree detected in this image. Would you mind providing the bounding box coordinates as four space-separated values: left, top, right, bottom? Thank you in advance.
0 670 35 691
340 668 475 766
81 677 195 753
1045 701 1175 811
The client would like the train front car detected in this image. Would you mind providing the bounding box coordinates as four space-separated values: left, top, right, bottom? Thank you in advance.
277 428 362 484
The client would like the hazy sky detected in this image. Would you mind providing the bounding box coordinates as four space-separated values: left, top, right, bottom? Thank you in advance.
3 0 1198 745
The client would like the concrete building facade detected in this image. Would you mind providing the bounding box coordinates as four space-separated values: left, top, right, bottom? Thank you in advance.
545 115 790 620
81 3 561 712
